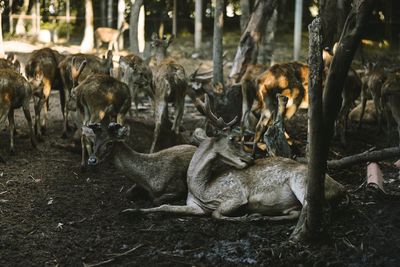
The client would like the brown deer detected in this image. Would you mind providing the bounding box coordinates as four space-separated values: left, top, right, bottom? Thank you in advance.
0 69 36 158
95 21 129 54
25 48 65 140
67 60 131 171
119 54 154 115
149 33 187 153
58 50 113 137
358 62 386 130
381 72 400 144
83 122 196 204
0 53 21 72
123 95 345 221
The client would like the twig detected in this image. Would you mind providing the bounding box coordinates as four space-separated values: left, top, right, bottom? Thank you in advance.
83 243 143 267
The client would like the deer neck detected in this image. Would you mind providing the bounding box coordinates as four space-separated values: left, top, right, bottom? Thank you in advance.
187 141 217 194
155 49 167 65
111 141 156 190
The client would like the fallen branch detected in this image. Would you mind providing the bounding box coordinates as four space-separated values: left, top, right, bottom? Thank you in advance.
83 244 143 267
295 146 400 168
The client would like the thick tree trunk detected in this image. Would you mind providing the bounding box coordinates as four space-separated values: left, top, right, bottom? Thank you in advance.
257 8 277 65
130 0 143 54
194 0 202 51
15 0 29 35
229 0 278 82
172 0 177 36
293 0 303 60
212 0 224 85
107 0 113 27
291 17 325 242
100 0 107 26
80 0 94 53
117 0 125 49
239 0 250 33
291 0 376 243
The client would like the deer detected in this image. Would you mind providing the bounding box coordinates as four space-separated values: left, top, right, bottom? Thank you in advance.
0 69 36 159
381 72 400 145
82 122 197 204
358 62 387 131
58 50 114 137
0 53 21 72
95 21 129 54
123 95 345 221
119 54 154 115
67 60 131 171
25 48 65 140
149 33 187 153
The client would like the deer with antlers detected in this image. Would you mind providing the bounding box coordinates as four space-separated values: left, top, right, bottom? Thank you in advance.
149 33 187 153
123 95 345 221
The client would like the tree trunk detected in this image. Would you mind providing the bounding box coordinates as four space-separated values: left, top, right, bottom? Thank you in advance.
291 16 324 242
107 0 113 27
118 0 125 50
138 5 145 53
293 0 303 60
100 0 107 26
239 0 250 33
80 0 94 53
0 2 5 58
229 0 278 82
257 8 277 65
15 0 29 35
194 0 202 51
212 0 224 85
172 0 177 36
130 0 143 54
291 0 377 243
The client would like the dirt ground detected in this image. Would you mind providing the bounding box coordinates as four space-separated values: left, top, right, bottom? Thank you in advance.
1 39 400 266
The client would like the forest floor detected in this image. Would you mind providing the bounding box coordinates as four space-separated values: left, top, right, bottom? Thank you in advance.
1 36 400 266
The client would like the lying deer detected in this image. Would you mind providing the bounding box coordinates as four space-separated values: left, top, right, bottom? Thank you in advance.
381 72 400 144
83 122 196 204
150 33 187 153
95 21 129 54
25 48 65 140
123 95 345 221
119 54 154 114
0 69 36 156
67 60 131 171
58 50 113 137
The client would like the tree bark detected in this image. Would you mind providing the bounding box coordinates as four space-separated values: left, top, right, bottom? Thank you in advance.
212 0 224 85
100 0 107 26
15 0 29 35
172 0 177 36
291 16 325 242
107 0 113 27
257 8 277 65
80 0 94 53
239 0 250 33
130 0 143 54
229 0 278 82
0 2 5 58
117 0 125 49
293 0 303 60
194 0 202 51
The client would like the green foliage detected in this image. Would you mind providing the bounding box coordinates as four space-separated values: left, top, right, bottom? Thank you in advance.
40 21 72 38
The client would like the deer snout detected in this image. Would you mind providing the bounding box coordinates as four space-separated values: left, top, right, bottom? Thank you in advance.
88 156 99 166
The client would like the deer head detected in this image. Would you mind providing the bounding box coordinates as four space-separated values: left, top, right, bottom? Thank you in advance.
85 122 130 166
151 33 174 63
197 94 253 169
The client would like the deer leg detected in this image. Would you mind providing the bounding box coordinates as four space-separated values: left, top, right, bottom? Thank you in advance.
41 83 51 135
358 84 367 129
80 134 88 172
150 100 167 153
22 102 37 149
153 192 186 206
59 88 68 138
252 110 272 156
172 95 184 135
122 204 206 216
108 41 113 52
8 109 15 154
34 96 45 141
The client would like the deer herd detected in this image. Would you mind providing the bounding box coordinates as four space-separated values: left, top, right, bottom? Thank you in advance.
0 34 399 222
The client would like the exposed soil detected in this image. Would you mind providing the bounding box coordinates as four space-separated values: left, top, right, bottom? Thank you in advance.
1 39 400 266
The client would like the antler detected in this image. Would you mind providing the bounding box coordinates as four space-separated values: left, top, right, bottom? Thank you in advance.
198 94 237 130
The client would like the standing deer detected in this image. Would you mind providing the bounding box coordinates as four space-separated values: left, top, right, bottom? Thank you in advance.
150 33 187 153
95 22 129 54
58 50 113 137
123 95 345 221
25 48 65 140
0 69 36 157
67 60 131 171
119 54 154 115
83 122 196 204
